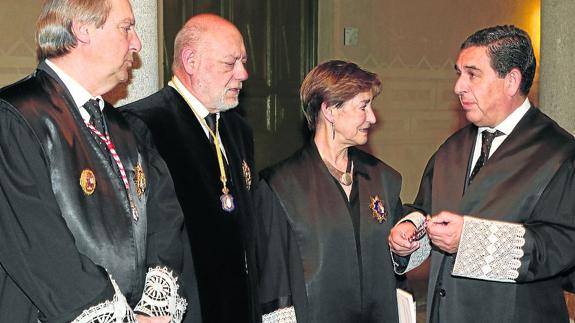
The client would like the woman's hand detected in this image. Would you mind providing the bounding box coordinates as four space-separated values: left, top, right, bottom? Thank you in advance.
388 221 421 256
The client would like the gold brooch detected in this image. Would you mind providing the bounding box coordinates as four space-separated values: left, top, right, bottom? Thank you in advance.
242 160 252 191
80 169 97 195
369 195 387 223
134 163 146 198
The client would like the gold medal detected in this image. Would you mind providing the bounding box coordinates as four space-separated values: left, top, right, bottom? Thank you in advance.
242 160 252 191
220 188 235 212
369 195 387 223
172 77 235 213
80 169 97 195
341 172 352 186
134 163 146 199
321 151 353 187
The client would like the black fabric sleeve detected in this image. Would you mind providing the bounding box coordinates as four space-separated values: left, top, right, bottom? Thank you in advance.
404 153 436 216
0 103 114 322
122 111 200 321
254 179 294 314
518 156 575 282
122 111 186 273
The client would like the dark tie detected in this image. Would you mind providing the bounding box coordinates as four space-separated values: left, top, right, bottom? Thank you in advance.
205 113 217 144
468 129 504 185
84 99 106 135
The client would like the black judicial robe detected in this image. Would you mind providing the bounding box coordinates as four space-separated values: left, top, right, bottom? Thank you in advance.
0 64 194 322
122 86 259 323
412 107 575 322
256 142 403 323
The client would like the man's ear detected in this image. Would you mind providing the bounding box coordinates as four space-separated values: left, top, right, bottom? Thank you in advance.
71 20 90 44
320 101 335 124
505 68 522 97
181 47 198 75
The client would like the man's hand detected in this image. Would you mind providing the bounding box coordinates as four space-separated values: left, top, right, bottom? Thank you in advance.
426 211 464 254
136 315 171 323
388 221 421 256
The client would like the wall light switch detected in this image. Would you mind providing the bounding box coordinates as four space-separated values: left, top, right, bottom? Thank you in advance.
344 27 359 46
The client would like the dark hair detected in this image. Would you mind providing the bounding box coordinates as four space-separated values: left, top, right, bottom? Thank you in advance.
300 60 382 132
461 25 536 96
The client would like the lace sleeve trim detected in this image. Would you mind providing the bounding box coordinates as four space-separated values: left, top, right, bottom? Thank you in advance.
452 215 525 282
392 212 431 274
402 211 426 228
134 266 188 322
262 306 297 323
72 277 136 323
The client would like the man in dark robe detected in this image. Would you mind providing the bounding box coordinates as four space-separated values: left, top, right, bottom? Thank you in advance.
388 25 575 322
122 14 259 323
0 0 198 321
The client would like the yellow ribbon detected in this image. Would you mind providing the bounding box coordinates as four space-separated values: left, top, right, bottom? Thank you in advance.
171 77 230 197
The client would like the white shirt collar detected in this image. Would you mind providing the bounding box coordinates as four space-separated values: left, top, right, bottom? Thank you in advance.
45 60 103 109
168 76 228 159
478 97 530 135
169 76 212 119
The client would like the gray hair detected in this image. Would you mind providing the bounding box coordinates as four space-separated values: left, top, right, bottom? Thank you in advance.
36 0 111 61
171 21 205 74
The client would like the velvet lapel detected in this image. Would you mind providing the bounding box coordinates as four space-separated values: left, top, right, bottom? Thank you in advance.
168 88 222 185
268 142 358 285
431 125 477 214
219 114 243 193
459 107 574 220
355 148 397 293
355 148 396 233
36 63 130 201
104 104 140 177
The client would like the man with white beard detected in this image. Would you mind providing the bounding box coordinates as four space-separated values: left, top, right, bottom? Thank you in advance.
122 14 259 323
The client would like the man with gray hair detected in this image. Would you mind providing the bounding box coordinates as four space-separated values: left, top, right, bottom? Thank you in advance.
122 13 259 323
0 0 197 322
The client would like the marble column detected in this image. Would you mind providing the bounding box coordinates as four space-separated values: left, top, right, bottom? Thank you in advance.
541 3 575 321
106 0 161 106
540 0 575 134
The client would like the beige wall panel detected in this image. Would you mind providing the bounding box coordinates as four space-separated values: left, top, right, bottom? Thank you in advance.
0 1 40 87
319 0 540 201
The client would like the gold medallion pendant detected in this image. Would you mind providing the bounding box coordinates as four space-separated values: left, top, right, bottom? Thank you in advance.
341 172 352 186
369 195 387 223
242 160 252 191
134 163 147 199
220 189 236 212
80 169 97 195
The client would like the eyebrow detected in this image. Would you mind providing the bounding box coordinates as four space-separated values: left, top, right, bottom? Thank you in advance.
454 64 480 72
120 18 136 24
222 54 247 60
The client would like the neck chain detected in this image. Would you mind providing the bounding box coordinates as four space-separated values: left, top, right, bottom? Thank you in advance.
322 151 353 186
171 77 235 212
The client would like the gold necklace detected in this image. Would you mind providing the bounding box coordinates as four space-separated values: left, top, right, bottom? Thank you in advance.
322 153 353 186
171 77 235 212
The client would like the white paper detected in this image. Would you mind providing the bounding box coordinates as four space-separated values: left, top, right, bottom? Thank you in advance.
396 288 417 323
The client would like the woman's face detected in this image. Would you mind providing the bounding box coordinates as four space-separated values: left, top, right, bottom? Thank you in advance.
332 91 376 147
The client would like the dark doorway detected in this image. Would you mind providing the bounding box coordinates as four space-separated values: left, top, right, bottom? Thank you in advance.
162 0 317 170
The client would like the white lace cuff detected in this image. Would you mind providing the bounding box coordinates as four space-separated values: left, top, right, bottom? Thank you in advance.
262 306 297 323
134 266 188 322
452 216 526 282
402 234 431 273
392 212 431 274
72 277 136 323
402 211 426 228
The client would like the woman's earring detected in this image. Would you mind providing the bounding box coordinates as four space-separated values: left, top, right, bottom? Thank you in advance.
331 121 335 140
